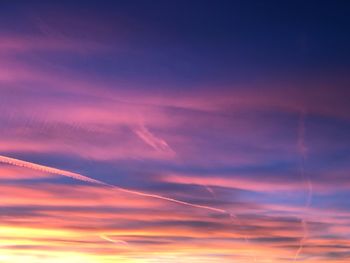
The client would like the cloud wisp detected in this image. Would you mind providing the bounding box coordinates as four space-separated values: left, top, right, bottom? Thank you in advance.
294 111 313 261
0 154 228 215
133 125 175 155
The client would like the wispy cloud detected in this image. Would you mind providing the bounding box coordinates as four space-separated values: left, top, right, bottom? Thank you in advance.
133 124 175 155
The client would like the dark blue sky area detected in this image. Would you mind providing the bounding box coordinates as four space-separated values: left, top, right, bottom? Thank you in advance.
1 1 349 85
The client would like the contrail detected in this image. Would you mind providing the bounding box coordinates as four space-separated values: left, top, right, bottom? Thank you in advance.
294 111 313 261
202 185 256 262
204 185 217 199
133 125 174 154
0 154 259 261
0 155 105 185
99 234 129 246
0 154 226 214
228 212 256 262
0 154 258 260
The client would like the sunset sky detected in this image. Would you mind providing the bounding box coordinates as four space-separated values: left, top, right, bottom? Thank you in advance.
1 1 350 262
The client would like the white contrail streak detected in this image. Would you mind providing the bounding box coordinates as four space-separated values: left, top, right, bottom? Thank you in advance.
294 111 313 261
99 234 129 246
0 154 258 260
202 185 256 262
0 154 226 214
133 125 174 154
0 155 105 185
204 185 217 199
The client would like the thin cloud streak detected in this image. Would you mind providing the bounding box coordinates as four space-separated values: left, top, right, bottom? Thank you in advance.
0 154 228 214
294 111 313 261
133 124 175 155
0 155 104 185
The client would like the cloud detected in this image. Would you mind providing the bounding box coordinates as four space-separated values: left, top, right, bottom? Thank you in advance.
133 125 175 155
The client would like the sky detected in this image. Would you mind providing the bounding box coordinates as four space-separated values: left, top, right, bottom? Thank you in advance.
0 1 350 262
